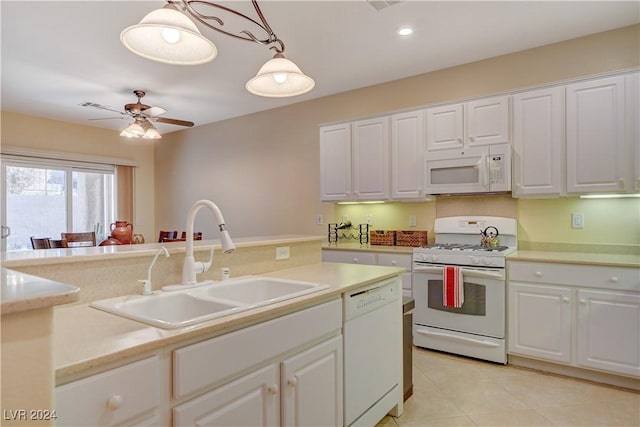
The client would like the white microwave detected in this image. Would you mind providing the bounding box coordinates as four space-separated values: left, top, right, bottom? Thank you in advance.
424 143 511 195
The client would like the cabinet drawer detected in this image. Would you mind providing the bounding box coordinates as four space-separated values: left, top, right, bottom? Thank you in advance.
508 261 639 292
322 250 377 265
174 299 342 399
377 253 412 270
56 356 160 426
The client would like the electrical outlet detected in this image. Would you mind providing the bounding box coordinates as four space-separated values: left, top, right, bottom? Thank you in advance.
366 214 373 225
571 212 584 229
409 215 417 227
276 246 290 260
316 214 324 225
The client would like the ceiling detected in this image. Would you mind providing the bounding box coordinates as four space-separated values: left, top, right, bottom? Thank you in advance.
2 1 639 135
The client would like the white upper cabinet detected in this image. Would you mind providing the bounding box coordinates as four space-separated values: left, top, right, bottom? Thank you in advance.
512 86 565 197
465 96 511 146
390 110 425 199
627 73 640 192
426 95 510 151
425 103 464 151
352 117 390 200
319 123 352 201
566 75 629 194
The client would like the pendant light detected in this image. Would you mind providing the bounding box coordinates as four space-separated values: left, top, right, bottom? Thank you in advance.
120 4 217 65
246 53 315 98
120 1 314 97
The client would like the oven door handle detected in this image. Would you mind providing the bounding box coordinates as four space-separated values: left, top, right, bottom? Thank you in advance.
416 329 501 348
413 266 503 279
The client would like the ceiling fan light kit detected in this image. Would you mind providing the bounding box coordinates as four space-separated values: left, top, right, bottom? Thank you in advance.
120 0 314 98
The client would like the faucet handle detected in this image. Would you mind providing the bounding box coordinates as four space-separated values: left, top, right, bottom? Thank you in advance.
139 279 153 295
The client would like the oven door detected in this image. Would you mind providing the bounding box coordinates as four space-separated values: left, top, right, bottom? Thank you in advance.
412 265 505 338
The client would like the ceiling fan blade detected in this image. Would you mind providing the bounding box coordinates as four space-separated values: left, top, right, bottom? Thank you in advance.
80 102 126 116
144 106 167 117
154 117 195 127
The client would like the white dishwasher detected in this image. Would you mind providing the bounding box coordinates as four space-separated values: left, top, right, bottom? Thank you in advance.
344 277 403 427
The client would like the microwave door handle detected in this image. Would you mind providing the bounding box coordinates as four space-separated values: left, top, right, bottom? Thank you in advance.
483 155 490 189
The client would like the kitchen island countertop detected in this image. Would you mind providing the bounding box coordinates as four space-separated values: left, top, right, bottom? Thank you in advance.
1 268 79 314
54 262 405 380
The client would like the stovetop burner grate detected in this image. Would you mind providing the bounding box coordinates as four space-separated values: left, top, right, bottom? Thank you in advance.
420 243 510 252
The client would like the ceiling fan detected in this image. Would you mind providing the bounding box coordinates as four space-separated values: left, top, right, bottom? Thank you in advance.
81 90 194 139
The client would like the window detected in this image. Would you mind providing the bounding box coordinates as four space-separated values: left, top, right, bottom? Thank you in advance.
2 158 116 251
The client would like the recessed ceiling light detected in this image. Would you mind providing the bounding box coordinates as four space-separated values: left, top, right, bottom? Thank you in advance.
397 26 414 36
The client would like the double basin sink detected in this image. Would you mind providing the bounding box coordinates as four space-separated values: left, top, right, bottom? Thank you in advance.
90 277 329 329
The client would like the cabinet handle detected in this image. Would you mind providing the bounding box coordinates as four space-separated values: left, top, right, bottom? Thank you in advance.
610 276 619 283
391 260 397 265
580 299 587 305
535 271 543 278
287 378 298 387
267 385 279 395
106 395 123 411
457 138 463 144
353 258 359 263
563 297 569 303
469 136 475 143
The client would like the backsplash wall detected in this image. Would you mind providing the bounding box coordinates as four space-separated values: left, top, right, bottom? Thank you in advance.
333 196 640 249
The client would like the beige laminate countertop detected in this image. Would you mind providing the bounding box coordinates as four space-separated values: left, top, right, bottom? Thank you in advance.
1 268 79 314
53 262 405 380
322 242 415 254
507 251 640 268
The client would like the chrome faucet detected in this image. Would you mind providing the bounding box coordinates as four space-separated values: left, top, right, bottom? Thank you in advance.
140 246 170 295
182 200 235 286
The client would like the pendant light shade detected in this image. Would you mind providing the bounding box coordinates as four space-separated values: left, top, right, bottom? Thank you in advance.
246 54 315 97
120 122 145 138
120 6 217 65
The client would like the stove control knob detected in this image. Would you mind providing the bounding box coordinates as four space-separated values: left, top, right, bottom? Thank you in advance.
414 253 427 262
481 257 491 265
470 256 480 265
428 254 438 263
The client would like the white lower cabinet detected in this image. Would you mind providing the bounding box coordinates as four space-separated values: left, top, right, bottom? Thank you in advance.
323 249 413 297
56 356 162 426
508 261 640 378
172 299 343 427
173 364 279 426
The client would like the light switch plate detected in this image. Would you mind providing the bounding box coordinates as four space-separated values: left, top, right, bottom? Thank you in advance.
571 212 584 229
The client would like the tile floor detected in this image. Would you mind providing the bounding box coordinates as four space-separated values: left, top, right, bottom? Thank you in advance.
377 347 640 427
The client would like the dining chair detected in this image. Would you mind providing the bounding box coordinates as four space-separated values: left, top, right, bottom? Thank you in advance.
30 237 51 249
61 231 96 247
48 239 69 248
158 230 178 243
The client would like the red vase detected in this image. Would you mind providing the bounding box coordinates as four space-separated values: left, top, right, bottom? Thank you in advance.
110 221 133 244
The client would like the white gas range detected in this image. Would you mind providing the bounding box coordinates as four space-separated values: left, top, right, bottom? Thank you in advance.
412 216 517 364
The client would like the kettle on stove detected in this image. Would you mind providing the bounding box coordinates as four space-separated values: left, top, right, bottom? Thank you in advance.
480 226 500 247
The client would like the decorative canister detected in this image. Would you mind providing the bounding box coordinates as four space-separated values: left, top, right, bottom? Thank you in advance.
99 236 123 246
110 220 133 244
131 233 145 244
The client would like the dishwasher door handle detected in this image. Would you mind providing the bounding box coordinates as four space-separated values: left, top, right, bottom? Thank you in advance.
416 328 501 348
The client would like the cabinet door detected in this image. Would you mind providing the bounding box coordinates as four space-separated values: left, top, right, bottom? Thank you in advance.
512 87 565 197
281 335 343 427
508 283 572 363
353 117 390 200
465 96 510 147
322 249 377 265
626 73 640 192
173 364 279 427
566 76 628 193
391 110 425 199
577 289 640 377
319 123 352 201
425 103 464 151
